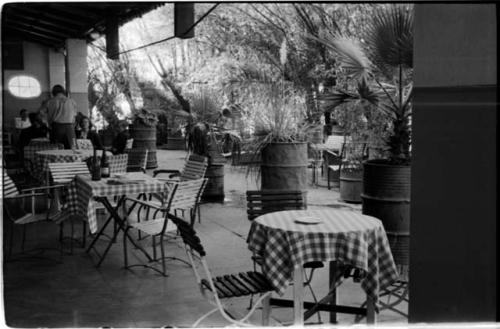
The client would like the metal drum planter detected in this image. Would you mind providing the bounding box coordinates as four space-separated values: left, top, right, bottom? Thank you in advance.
202 164 224 201
130 124 157 169
261 142 308 191
361 160 410 236
340 168 363 203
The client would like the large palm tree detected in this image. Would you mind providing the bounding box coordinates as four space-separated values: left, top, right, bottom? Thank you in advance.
311 4 413 164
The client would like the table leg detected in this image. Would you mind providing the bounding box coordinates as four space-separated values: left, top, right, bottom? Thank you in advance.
329 261 338 324
366 296 376 324
293 266 304 326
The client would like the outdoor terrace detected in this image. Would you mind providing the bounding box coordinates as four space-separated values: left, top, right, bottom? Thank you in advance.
3 149 407 328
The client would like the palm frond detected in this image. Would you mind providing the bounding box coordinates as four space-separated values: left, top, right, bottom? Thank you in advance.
364 5 414 77
306 33 371 79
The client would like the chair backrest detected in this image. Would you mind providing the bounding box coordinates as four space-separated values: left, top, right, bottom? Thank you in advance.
125 138 134 150
169 214 207 257
48 161 90 184
181 154 208 181
125 149 148 172
166 178 208 211
3 172 19 198
3 172 31 222
324 135 349 151
109 154 128 174
246 190 307 221
76 139 93 150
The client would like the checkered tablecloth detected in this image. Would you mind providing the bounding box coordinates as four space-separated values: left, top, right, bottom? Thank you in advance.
65 173 166 234
247 209 398 306
24 142 63 175
34 149 111 182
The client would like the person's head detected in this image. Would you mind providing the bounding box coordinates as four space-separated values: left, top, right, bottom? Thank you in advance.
20 109 28 119
80 116 92 131
51 85 66 97
118 120 129 132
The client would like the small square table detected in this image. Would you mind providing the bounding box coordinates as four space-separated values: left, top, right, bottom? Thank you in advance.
65 172 166 266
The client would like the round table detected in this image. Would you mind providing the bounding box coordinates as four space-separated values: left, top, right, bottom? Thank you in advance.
247 208 398 325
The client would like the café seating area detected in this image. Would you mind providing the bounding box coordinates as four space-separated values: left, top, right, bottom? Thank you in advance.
3 149 408 327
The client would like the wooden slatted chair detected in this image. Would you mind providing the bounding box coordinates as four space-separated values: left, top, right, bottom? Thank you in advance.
109 154 128 175
76 139 93 150
153 154 208 181
246 189 323 321
167 214 274 327
153 154 208 223
3 172 63 261
123 178 208 276
125 149 148 173
48 161 90 252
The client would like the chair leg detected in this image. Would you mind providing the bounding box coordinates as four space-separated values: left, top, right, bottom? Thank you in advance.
152 236 157 260
197 205 201 223
160 235 167 276
327 168 331 190
123 227 129 268
261 293 271 326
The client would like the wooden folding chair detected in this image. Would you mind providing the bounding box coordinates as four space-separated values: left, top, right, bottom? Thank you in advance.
168 214 274 327
123 178 208 276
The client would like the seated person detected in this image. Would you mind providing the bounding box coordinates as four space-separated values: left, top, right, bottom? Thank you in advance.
15 108 32 130
111 120 130 154
18 112 50 151
75 116 103 149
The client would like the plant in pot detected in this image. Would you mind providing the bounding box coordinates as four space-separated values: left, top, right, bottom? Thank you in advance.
130 108 159 168
311 5 413 248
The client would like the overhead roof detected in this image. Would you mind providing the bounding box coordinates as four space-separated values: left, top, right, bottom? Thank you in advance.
1 2 164 48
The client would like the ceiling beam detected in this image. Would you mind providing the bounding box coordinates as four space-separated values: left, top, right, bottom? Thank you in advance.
8 7 87 31
5 18 70 40
3 28 60 48
7 12 82 36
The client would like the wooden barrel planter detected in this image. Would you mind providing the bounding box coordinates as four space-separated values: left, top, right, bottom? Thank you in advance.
261 142 308 191
129 124 157 169
339 168 363 203
202 164 224 202
361 160 410 265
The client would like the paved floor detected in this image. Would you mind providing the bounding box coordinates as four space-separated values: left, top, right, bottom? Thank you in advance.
2 149 408 327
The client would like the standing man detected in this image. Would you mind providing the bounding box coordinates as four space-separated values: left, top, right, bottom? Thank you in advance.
40 85 78 149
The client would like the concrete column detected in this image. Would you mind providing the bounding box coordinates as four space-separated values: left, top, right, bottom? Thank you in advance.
65 38 88 116
411 4 496 322
48 48 65 89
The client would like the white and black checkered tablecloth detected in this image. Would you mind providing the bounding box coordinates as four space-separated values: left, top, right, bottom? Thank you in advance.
34 149 111 182
247 209 399 306
65 173 166 234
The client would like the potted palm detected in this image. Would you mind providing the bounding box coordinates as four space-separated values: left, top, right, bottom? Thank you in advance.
130 108 159 168
312 5 413 237
237 41 313 191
